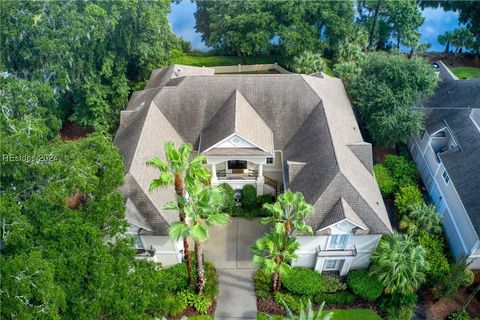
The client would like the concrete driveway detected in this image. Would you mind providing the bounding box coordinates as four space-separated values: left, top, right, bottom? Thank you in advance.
200 217 269 319
202 217 269 269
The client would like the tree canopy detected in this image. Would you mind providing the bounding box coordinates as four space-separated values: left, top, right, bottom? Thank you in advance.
194 0 355 57
349 52 438 146
1 0 180 132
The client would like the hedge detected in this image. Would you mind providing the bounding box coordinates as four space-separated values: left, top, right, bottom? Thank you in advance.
394 185 423 217
346 270 383 302
282 267 324 296
373 164 397 197
241 184 257 210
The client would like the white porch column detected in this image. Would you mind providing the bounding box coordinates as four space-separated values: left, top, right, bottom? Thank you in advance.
340 258 353 276
211 163 218 184
256 163 264 195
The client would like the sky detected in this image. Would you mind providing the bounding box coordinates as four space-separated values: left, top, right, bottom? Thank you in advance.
168 2 461 53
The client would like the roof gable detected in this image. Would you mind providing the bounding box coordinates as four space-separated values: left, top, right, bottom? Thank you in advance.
199 90 274 154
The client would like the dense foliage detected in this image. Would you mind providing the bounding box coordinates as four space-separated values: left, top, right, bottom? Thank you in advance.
241 184 258 210
394 185 423 217
349 52 437 146
416 231 450 286
346 270 383 301
292 51 327 74
314 292 356 306
218 183 236 213
1 0 180 131
383 155 419 189
370 232 428 295
373 164 397 197
194 0 355 57
282 268 324 296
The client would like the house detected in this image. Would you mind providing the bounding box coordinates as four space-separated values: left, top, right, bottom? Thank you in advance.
408 61 480 269
113 64 392 275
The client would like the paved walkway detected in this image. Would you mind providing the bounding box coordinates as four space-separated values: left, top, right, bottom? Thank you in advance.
201 218 268 319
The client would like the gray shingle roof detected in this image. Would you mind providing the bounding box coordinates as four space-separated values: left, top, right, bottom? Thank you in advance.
114 65 392 235
318 198 369 231
419 61 480 237
423 107 480 236
199 90 274 154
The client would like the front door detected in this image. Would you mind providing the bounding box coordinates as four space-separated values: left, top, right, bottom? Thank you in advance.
323 259 340 271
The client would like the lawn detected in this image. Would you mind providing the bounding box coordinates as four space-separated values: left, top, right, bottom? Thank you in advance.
449 67 480 79
257 309 381 320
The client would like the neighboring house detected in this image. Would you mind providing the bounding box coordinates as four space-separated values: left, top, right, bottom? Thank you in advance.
113 64 392 275
409 61 480 269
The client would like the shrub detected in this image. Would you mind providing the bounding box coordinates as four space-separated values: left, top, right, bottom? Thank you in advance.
373 164 397 197
218 183 236 213
292 51 327 74
254 268 272 298
159 263 189 292
274 292 305 313
231 206 245 217
380 292 417 320
177 290 213 315
384 155 419 189
435 257 475 299
417 231 450 286
394 185 423 217
321 275 347 293
282 267 324 296
159 292 187 316
203 261 219 300
257 194 274 208
347 270 383 301
241 184 257 210
314 291 356 306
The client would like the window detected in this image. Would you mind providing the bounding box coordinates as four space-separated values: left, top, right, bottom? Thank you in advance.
324 259 338 270
266 157 274 164
328 234 348 250
228 160 247 169
442 170 450 184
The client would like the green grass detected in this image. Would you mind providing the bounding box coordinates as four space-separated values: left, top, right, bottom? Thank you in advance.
187 316 214 320
449 67 480 79
172 54 284 67
257 309 381 320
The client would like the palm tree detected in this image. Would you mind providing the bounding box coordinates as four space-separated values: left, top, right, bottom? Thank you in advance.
147 142 211 284
251 226 299 292
261 190 314 239
399 203 442 236
450 28 473 65
292 51 326 74
270 300 333 320
438 31 452 53
370 232 428 295
167 181 230 294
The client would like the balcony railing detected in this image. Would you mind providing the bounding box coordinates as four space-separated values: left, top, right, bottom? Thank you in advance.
316 245 357 257
217 169 258 180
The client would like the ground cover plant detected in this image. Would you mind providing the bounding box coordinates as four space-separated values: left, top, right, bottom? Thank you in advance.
450 67 480 79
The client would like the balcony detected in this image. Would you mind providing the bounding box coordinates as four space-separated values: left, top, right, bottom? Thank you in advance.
217 169 258 180
316 245 357 257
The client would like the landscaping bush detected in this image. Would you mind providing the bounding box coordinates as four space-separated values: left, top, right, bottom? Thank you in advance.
394 185 423 217
417 231 450 286
177 290 213 315
373 164 397 197
257 194 274 208
321 275 347 293
218 183 236 214
274 292 305 313
159 292 188 316
347 270 383 301
203 261 219 300
314 291 356 306
241 184 257 210
282 267 324 296
159 263 189 292
384 155 419 189
379 292 417 320
253 268 272 298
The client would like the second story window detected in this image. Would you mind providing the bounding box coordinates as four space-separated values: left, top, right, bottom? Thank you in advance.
442 170 450 184
266 157 274 164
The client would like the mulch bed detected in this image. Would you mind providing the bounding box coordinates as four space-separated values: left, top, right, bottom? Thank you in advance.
169 300 217 320
60 120 93 141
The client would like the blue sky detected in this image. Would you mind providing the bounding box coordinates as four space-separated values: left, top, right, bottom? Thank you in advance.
168 2 461 53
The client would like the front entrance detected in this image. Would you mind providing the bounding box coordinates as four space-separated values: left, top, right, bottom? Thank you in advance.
323 259 340 271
